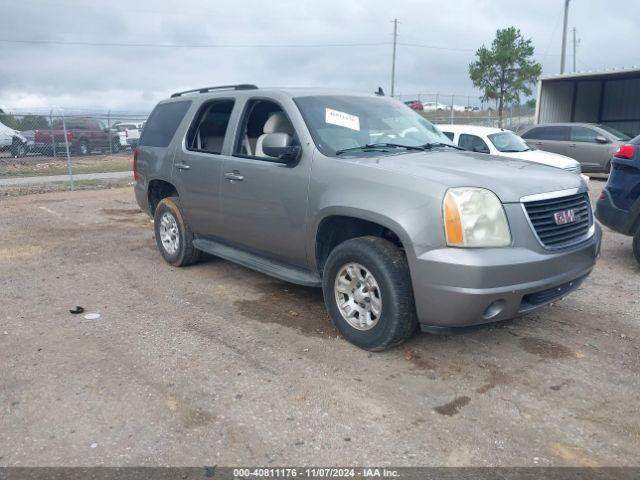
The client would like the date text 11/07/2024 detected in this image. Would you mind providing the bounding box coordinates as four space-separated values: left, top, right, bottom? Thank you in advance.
232 468 400 478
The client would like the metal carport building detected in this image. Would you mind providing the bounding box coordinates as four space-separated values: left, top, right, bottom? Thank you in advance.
535 67 640 137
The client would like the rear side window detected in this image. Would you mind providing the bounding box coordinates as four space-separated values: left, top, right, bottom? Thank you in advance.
186 99 235 154
522 126 569 141
139 100 191 148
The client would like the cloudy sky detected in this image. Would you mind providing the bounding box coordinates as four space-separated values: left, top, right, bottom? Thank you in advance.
1 0 638 113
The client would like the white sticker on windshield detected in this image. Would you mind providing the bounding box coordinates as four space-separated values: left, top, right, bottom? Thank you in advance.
325 108 360 131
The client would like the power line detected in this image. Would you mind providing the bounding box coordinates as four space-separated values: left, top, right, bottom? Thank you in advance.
0 37 565 57
0 38 388 49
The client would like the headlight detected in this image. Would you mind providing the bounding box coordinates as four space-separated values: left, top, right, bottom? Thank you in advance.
443 187 511 247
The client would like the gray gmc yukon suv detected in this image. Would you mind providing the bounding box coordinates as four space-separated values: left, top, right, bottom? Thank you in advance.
134 85 601 351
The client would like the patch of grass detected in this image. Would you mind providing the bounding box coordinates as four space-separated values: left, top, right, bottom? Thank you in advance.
2 177 134 197
3 156 132 177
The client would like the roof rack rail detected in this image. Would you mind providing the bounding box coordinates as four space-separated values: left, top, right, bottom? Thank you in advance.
170 84 258 98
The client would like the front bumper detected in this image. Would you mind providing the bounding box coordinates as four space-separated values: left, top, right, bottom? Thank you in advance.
410 224 602 328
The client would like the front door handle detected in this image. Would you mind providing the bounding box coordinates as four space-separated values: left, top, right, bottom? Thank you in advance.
224 171 244 182
175 163 190 170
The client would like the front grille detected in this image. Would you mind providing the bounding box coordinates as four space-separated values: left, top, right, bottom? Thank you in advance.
523 192 593 248
564 164 582 175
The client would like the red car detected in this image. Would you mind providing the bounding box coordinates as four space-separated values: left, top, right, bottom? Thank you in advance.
404 100 424 111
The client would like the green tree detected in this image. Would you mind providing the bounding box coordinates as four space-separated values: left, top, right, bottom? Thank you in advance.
469 27 542 127
18 115 50 130
0 112 19 129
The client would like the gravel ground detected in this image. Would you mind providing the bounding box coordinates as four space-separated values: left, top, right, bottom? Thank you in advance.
0 180 638 466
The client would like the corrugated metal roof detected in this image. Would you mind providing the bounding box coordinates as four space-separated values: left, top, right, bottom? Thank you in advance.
541 66 640 81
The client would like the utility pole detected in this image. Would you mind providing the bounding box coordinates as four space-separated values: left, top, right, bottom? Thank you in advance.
573 27 580 72
391 18 398 97
572 27 578 72
560 0 570 74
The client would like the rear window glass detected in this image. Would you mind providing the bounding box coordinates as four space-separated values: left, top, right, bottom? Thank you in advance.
139 101 191 148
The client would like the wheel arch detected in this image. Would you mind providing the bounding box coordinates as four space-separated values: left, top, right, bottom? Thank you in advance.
147 179 178 216
311 208 413 275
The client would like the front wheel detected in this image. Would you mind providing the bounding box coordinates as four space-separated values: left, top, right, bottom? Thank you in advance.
322 236 417 351
633 226 640 265
153 196 201 267
11 140 27 158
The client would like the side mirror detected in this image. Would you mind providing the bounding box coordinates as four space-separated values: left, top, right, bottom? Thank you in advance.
262 133 301 163
595 135 608 144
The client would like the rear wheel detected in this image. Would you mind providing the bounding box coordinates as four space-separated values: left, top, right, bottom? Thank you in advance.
322 236 417 351
153 196 201 267
633 226 640 265
78 139 90 156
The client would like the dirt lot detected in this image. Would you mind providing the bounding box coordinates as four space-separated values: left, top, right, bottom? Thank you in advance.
0 181 638 466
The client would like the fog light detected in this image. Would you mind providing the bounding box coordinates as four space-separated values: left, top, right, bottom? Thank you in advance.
483 300 506 320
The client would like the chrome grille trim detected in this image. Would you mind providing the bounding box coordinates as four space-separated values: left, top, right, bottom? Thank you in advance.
521 189 594 249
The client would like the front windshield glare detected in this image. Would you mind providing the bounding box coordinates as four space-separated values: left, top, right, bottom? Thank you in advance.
487 131 530 152
294 95 454 156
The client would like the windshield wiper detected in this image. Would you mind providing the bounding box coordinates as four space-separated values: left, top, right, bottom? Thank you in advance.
335 143 425 155
422 142 465 151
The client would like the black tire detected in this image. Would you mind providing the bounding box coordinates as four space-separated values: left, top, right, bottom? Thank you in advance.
322 236 417 351
10 141 27 158
153 196 201 267
78 139 90 156
111 138 120 153
633 226 640 266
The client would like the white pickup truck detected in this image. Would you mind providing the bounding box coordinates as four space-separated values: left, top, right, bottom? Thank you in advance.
114 122 143 149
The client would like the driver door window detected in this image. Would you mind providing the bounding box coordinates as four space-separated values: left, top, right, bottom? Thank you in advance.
234 100 297 160
459 134 489 153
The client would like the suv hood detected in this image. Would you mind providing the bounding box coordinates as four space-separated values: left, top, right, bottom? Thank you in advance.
358 150 583 203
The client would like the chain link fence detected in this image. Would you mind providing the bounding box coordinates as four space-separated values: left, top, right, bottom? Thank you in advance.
394 93 535 132
1 109 149 191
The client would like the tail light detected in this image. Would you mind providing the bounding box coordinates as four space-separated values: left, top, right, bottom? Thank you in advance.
133 147 139 181
66 131 73 141
614 144 635 159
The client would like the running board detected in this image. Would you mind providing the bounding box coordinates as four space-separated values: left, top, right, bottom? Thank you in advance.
193 238 322 287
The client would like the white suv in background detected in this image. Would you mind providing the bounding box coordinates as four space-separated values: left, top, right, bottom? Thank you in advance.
437 125 588 182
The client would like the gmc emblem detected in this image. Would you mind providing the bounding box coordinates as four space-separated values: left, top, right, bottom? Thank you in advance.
553 208 579 225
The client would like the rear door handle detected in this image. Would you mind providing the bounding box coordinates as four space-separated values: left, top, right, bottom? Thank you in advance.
224 171 244 182
175 163 190 170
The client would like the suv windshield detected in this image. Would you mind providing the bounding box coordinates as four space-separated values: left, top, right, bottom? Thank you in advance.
487 131 531 152
294 95 454 156
597 124 631 141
